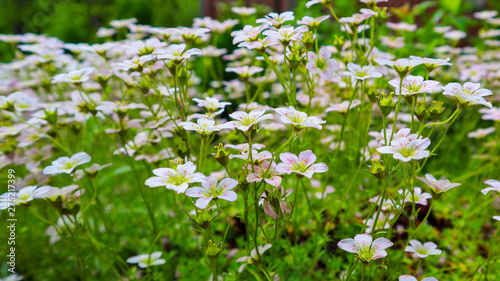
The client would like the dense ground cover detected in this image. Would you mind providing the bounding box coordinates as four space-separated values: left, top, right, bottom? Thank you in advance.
0 0 499 280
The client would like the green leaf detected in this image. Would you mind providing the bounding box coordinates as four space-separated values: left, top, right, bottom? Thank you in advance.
439 0 461 14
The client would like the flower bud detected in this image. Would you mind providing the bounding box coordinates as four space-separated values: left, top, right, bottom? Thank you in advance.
415 101 427 122
333 35 345 53
302 31 315 50
367 87 379 103
374 7 390 25
196 209 213 229
377 93 396 118
368 158 385 179
212 143 230 167
288 51 303 70
428 101 445 121
205 240 221 260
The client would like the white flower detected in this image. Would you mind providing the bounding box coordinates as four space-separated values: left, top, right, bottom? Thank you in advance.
34 185 80 201
155 44 202 63
342 62 382 80
226 66 263 77
387 22 417 32
0 92 39 112
222 109 273 131
126 252 166 268
409 56 452 70
51 67 96 84
444 30 466 40
192 97 231 114
256 11 294 28
474 10 498 20
179 118 223 135
232 25 268 46
326 100 362 114
416 174 461 194
442 82 493 108
185 176 238 209
263 25 309 45
377 137 430 162
306 47 340 80
339 12 373 24
305 0 331 8
231 7 257 16
236 244 272 273
276 150 328 179
405 240 442 258
399 275 439 281
274 106 326 130
389 75 440 96
399 187 432 206
467 127 495 138
374 58 424 76
145 162 205 193
338 234 393 262
0 186 51 209
297 15 330 29
42 152 91 175
482 179 500 195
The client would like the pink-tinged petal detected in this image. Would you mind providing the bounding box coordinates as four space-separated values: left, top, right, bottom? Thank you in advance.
300 170 315 179
423 241 438 250
70 152 91 164
185 187 205 198
279 152 298 165
405 245 416 253
248 109 265 119
246 173 262 183
318 47 331 59
409 240 422 249
310 163 328 173
265 176 282 187
178 162 197 174
276 163 292 174
399 275 418 281
416 252 429 258
415 138 431 150
421 278 438 281
393 153 411 162
218 178 238 190
229 111 247 120
412 150 430 160
429 249 442 255
354 234 373 247
485 179 500 188
372 250 388 260
377 146 395 154
202 176 218 189
298 150 316 165
338 238 357 253
171 183 189 193
236 256 251 263
219 190 237 201
256 113 274 122
195 197 213 209
145 177 167 187
263 200 278 219
372 238 393 251
191 172 207 183
152 168 175 177
481 187 499 195
42 166 60 175
33 186 52 197
492 216 500 221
